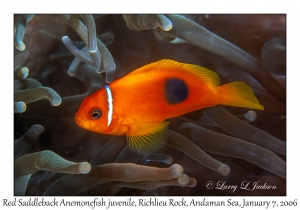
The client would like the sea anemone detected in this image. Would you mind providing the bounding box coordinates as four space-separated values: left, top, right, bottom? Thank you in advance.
14 14 286 196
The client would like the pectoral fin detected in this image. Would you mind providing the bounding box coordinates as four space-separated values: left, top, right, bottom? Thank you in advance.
126 121 170 156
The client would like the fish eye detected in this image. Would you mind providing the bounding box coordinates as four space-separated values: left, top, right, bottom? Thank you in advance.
90 109 102 120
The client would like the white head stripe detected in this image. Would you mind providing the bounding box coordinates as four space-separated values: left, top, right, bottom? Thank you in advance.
105 85 113 126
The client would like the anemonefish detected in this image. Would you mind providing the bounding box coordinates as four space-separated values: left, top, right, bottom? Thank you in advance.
75 59 264 156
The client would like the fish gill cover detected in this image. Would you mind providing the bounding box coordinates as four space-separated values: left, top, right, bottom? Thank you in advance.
14 14 286 196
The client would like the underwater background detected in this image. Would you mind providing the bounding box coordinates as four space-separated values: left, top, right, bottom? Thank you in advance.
13 14 286 196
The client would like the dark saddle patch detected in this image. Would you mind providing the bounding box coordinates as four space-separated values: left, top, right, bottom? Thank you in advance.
164 78 189 104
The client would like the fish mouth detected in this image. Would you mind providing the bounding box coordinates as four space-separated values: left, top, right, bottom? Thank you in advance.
75 116 90 129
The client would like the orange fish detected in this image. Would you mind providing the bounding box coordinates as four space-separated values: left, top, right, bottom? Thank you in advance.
75 59 264 155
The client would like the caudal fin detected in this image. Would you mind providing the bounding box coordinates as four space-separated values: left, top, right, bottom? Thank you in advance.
218 82 264 110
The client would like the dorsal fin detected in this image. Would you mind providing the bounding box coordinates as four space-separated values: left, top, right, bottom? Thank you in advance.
128 59 220 92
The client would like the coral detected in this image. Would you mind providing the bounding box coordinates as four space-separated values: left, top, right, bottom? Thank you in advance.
14 14 286 196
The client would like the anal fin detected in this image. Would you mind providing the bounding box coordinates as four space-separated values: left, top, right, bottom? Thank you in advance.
126 121 170 156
